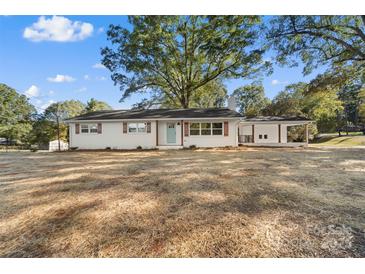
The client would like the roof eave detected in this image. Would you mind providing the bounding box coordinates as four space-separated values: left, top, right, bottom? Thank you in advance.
65 117 242 123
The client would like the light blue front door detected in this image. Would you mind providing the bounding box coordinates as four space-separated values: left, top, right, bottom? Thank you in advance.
166 123 176 144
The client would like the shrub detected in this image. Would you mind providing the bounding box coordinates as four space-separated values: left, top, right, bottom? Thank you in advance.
105 147 111 150
136 145 142 150
189 145 197 149
69 147 78 151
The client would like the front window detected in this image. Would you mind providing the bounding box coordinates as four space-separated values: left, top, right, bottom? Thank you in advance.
189 122 223 136
81 124 89 133
138 123 146 133
128 122 146 133
190 123 200 135
212 123 223 135
201 123 211 135
128 123 137 133
89 124 98 133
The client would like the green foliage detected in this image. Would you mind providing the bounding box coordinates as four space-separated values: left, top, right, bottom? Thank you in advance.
233 82 270 116
102 16 270 108
188 79 228 108
263 83 307 116
268 16 365 75
28 117 66 146
0 83 35 144
44 100 85 122
338 79 364 125
359 88 365 123
38 100 85 145
264 82 343 133
159 79 228 108
84 98 112 112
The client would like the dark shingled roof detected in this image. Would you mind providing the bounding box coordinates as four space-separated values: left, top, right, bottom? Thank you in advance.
67 108 242 121
242 116 312 122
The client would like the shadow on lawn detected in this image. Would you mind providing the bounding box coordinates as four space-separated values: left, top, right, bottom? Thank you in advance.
0 149 364 257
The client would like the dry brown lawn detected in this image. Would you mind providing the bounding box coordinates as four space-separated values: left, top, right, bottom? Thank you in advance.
0 147 364 257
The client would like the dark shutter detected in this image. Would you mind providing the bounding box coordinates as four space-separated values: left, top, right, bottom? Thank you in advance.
146 122 151 133
75 123 80 134
123 122 127 133
184 122 189 137
224 121 229 136
97 123 102 134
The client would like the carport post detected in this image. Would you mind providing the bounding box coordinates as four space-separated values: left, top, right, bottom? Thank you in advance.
156 120 159 146
305 123 309 144
278 124 281 143
252 124 255 143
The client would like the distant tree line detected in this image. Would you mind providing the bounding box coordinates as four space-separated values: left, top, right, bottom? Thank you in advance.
0 83 112 149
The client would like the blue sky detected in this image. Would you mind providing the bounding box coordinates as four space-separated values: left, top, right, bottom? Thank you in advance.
0 16 325 112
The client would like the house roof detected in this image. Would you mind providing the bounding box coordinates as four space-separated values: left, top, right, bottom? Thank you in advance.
242 116 312 122
66 108 243 121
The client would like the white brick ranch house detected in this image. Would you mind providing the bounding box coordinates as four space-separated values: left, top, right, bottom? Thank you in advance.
65 108 311 150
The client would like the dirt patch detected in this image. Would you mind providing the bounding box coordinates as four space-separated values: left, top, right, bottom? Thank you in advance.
0 148 364 257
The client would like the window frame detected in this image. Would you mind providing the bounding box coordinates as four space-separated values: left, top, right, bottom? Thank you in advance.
80 124 98 134
128 122 147 134
212 122 223 136
89 124 98 134
80 124 89 134
189 122 223 136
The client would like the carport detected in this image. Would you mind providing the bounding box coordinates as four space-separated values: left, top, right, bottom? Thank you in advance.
238 116 312 147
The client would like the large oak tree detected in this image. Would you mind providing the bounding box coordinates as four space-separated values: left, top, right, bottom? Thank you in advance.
268 16 365 74
102 16 270 108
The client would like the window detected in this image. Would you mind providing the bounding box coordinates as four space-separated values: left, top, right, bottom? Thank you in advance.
264 134 268 139
128 122 146 133
128 123 137 133
138 123 146 133
80 124 98 134
90 124 98 133
201 123 211 135
212 123 223 135
81 124 89 133
190 123 200 135
189 122 223 136
259 134 263 139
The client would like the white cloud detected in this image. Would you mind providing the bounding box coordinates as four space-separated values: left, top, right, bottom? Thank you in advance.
24 85 40 98
47 74 75 83
41 100 55 110
76 87 87 92
23 16 93 42
84 74 90 80
92 63 106 69
271 79 288 86
97 27 104 33
96 76 106 81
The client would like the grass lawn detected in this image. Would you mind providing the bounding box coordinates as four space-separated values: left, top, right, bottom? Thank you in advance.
311 134 365 147
0 148 364 257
